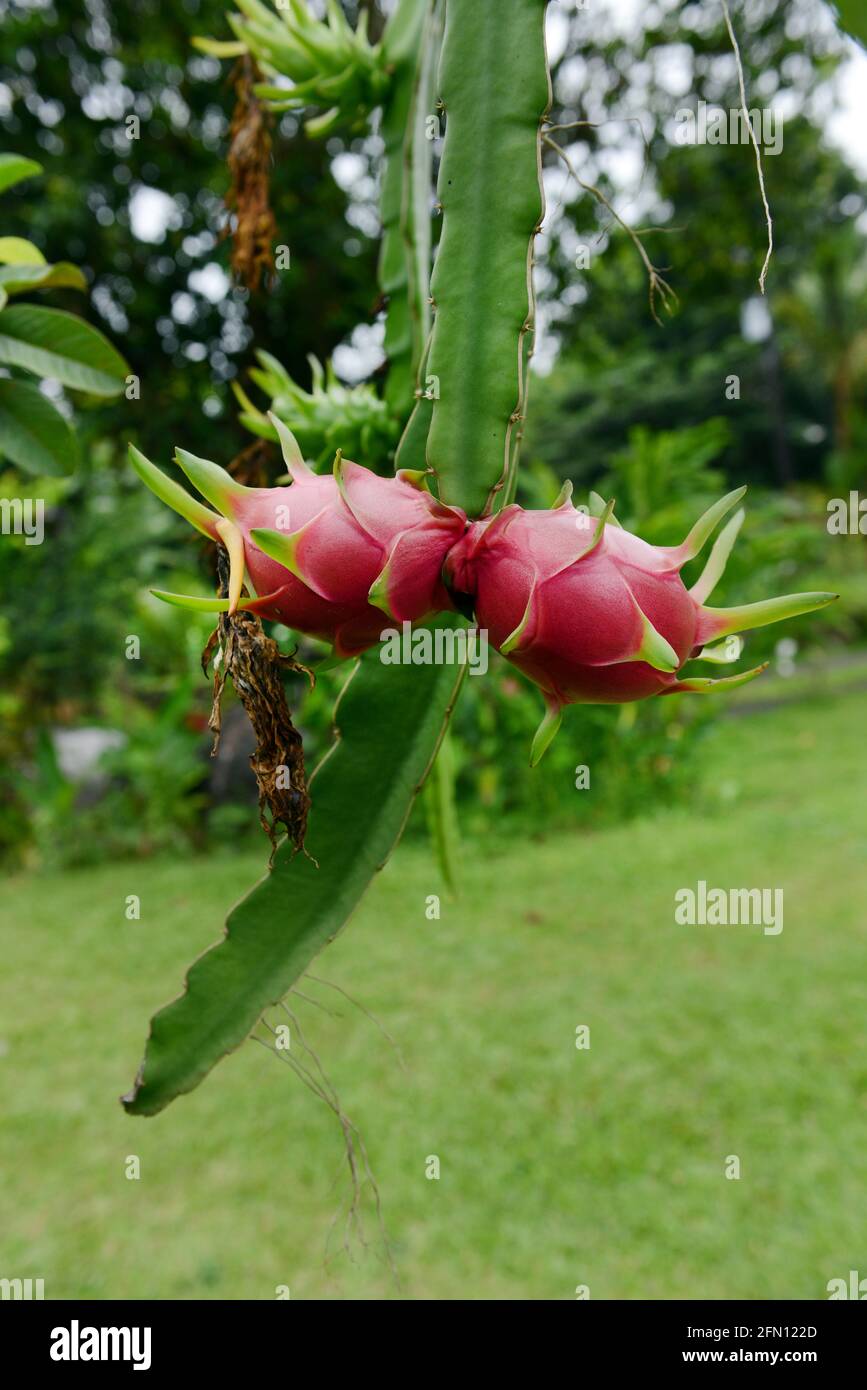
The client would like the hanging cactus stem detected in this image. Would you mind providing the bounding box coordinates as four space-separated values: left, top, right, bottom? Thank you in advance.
423 0 551 513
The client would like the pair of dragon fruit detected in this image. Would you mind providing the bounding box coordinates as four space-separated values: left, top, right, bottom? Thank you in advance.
131 417 836 763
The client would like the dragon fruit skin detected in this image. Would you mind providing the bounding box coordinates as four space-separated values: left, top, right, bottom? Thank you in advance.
445 487 837 762
130 415 466 659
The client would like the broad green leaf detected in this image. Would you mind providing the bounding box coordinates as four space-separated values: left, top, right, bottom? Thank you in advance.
123 632 467 1116
834 2 867 46
0 305 129 395
0 236 46 265
0 153 42 194
0 262 88 297
0 377 79 476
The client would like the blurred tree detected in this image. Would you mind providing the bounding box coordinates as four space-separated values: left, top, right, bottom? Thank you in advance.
529 0 867 492
0 0 383 464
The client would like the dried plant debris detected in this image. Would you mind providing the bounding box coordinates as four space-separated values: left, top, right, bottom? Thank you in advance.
204 547 313 857
224 55 279 292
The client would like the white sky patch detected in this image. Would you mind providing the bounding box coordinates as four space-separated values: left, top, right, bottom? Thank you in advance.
128 186 182 244
741 296 773 342
332 320 385 384
188 262 231 303
331 151 367 192
826 42 867 176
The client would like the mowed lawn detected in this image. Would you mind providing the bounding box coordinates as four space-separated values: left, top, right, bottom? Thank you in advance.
1 688 866 1301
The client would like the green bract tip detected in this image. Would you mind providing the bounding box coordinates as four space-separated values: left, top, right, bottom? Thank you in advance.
128 444 220 540
174 448 248 516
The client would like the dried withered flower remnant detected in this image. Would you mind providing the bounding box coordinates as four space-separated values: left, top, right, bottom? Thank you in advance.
204 547 313 858
224 55 279 292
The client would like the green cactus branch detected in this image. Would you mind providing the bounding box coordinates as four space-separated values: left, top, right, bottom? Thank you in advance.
123 636 467 1117
422 0 551 515
379 0 438 419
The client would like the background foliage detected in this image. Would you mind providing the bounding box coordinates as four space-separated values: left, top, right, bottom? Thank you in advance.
0 0 863 869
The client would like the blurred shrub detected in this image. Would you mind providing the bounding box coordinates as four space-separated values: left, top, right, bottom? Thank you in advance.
445 659 715 840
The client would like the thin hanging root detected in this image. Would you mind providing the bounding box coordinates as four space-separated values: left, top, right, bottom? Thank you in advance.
252 1031 369 1266
689 508 745 604
256 1004 400 1288
204 546 314 858
543 134 677 325
721 0 773 295
667 486 747 566
305 973 407 1074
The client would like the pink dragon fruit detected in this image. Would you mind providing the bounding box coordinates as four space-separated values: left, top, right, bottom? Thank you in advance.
444 485 837 763
130 414 466 658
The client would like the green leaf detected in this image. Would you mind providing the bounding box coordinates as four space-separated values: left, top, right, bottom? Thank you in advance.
0 153 43 194
191 36 248 57
423 729 460 895
0 305 129 395
0 236 46 265
0 378 79 476
123 631 467 1116
834 2 867 47
0 262 88 297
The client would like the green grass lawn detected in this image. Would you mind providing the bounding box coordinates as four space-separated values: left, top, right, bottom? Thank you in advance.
2 688 866 1300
